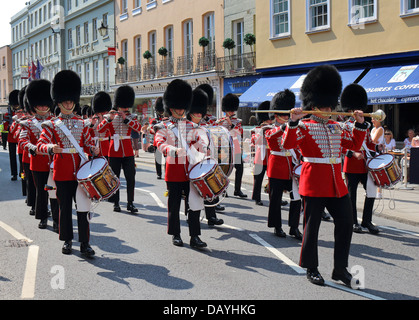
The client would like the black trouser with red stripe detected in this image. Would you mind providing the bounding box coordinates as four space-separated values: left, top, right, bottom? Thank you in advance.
109 156 136 204
32 171 49 220
166 181 200 237
23 162 36 211
345 172 375 225
268 178 301 229
252 164 267 202
55 180 90 243
300 195 353 269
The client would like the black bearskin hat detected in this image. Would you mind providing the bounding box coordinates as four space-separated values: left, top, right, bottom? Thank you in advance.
92 91 112 114
25 79 54 113
270 89 296 111
154 97 164 114
163 79 193 112
340 83 368 112
81 105 92 117
18 86 27 111
300 65 342 111
114 85 135 109
256 101 271 124
222 93 239 112
8 90 20 107
51 70 81 105
196 83 214 106
188 88 208 118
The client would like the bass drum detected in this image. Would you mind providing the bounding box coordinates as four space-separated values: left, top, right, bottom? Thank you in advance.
206 126 234 177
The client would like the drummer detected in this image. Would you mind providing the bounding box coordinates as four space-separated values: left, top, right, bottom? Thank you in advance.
37 70 99 257
341 84 380 235
187 88 224 227
265 90 302 240
154 79 208 248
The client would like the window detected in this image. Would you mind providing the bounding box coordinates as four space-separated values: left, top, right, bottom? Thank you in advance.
165 26 173 58
84 22 89 43
306 0 330 32
149 31 156 60
271 0 290 38
68 0 72 11
204 13 215 51
93 60 99 83
349 0 377 25
233 20 244 56
84 63 90 84
122 40 128 64
76 25 81 46
135 36 142 66
183 20 193 57
102 14 108 37
68 28 73 49
92 18 97 41
121 0 128 14
401 0 419 16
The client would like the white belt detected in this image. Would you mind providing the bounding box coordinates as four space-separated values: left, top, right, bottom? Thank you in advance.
271 151 292 157
93 137 109 142
111 135 131 140
303 157 342 164
61 148 79 154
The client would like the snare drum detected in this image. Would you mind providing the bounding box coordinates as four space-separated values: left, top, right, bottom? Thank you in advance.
367 154 402 187
206 126 234 177
76 157 120 201
293 164 302 182
189 157 229 202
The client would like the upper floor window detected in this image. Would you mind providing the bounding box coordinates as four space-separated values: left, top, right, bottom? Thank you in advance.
401 0 419 16
165 26 174 59
121 0 128 14
349 0 377 26
183 20 193 57
204 12 215 51
306 0 330 33
271 0 291 38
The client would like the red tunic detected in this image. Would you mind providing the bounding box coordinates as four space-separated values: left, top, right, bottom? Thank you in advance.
282 116 367 198
154 118 207 182
37 114 96 181
85 118 111 157
265 124 296 180
251 125 270 166
97 114 141 158
19 114 54 172
342 119 377 174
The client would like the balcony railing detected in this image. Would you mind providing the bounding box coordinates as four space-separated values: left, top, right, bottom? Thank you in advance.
217 52 256 77
81 81 112 96
114 51 256 84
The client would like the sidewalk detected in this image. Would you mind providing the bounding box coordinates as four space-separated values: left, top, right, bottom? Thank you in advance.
135 150 419 226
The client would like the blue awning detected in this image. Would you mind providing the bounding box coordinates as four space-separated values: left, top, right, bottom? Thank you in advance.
239 68 365 107
358 64 419 104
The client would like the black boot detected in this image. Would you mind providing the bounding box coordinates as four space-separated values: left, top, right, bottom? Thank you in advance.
113 202 121 212
127 202 138 213
190 236 207 249
62 241 72 255
80 242 95 258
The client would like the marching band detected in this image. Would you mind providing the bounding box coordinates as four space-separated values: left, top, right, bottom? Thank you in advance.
2 64 398 288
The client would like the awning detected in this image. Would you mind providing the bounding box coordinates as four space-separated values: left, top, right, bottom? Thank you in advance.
358 64 419 104
239 68 365 108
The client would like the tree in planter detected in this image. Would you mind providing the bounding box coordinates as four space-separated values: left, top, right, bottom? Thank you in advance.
143 50 152 60
222 38 236 72
143 50 154 79
199 37 210 70
117 57 126 66
158 47 169 76
244 33 256 69
158 47 168 58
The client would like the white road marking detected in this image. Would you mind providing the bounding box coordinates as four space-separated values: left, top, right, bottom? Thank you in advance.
21 245 40 299
0 221 33 243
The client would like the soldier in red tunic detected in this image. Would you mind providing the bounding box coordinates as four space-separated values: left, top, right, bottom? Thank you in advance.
341 84 380 234
149 97 165 179
154 80 208 248
5 90 20 180
218 94 246 198
19 79 58 230
89 91 112 159
265 90 303 240
97 85 141 213
251 101 272 206
37 70 99 257
283 65 367 287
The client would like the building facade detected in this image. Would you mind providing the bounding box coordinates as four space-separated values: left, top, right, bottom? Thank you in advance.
10 0 116 103
0 46 13 106
241 0 419 140
113 0 224 118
